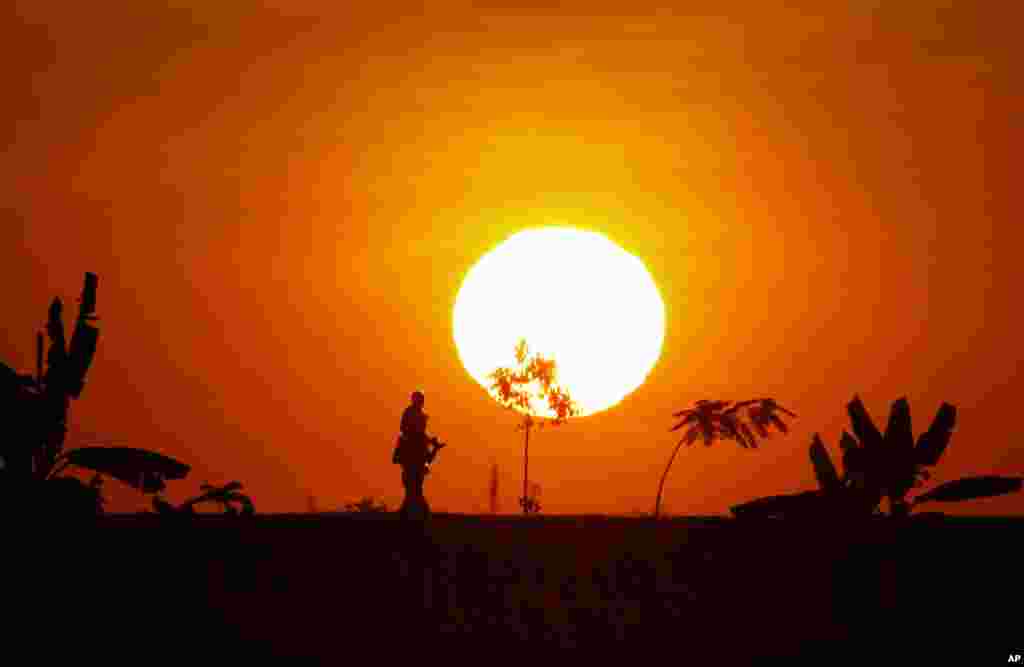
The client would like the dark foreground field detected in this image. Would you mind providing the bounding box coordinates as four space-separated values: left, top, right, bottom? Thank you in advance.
19 514 1022 663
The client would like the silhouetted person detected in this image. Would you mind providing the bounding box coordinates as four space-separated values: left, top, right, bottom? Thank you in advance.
393 390 445 521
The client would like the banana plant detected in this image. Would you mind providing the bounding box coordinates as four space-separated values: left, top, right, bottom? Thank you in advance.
731 395 1023 519
0 274 110 515
1 273 257 518
0 272 99 485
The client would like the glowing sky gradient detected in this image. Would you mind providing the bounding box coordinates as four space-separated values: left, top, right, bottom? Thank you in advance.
1 2 1019 515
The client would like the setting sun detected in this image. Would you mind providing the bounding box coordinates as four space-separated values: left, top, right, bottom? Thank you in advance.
453 227 665 417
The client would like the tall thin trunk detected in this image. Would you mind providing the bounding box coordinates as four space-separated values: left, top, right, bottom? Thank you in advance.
35 332 44 388
489 463 498 514
654 439 687 518
522 420 530 513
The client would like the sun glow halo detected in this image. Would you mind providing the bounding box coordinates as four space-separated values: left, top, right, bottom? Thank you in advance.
453 227 665 418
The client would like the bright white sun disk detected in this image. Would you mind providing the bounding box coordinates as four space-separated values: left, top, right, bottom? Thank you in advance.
453 227 665 417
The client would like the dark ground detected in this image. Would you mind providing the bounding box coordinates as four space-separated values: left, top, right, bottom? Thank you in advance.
16 514 1022 663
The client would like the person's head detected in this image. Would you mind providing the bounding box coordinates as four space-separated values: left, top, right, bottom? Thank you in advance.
410 390 425 408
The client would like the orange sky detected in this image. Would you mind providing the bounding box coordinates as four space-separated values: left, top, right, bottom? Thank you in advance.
2 2 1020 514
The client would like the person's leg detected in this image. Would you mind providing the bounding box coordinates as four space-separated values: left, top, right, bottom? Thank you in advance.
408 465 428 520
415 466 431 520
399 466 413 519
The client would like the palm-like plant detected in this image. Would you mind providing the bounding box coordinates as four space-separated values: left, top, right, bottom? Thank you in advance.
488 338 578 515
731 395 1023 519
1 273 99 490
655 398 796 518
188 481 255 516
154 481 255 516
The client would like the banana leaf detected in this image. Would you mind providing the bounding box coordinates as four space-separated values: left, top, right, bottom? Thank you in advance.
810 434 842 492
914 403 956 466
79 272 98 318
65 322 98 399
839 430 859 452
66 272 101 399
730 490 830 518
847 395 884 451
884 397 914 452
44 298 68 379
61 446 190 493
913 476 1022 504
2 362 39 386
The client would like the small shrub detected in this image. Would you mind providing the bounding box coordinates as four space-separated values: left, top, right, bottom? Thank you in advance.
343 496 388 513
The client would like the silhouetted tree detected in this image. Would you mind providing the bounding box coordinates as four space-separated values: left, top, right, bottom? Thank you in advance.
731 395 1023 519
488 338 578 515
655 398 796 518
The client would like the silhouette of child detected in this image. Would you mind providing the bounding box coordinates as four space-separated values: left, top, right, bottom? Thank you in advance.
394 392 445 520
